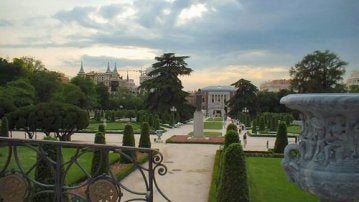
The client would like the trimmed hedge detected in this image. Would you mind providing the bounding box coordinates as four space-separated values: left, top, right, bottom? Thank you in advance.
121 124 136 163
274 122 288 153
226 123 237 132
91 124 109 177
224 130 240 148
0 116 9 137
139 122 151 148
217 143 249 202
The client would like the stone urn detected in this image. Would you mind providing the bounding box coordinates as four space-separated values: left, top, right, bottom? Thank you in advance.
280 93 359 201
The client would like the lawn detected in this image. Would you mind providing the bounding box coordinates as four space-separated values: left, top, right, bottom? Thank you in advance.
0 146 121 185
187 131 223 137
247 157 318 202
208 152 318 202
204 121 224 130
206 117 224 121
86 120 141 131
287 125 302 134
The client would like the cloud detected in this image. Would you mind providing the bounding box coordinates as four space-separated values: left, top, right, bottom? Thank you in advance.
176 3 208 26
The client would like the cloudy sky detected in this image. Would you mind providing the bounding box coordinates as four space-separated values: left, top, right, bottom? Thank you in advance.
0 0 358 91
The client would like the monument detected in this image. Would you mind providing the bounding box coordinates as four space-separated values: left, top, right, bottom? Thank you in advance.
193 89 204 138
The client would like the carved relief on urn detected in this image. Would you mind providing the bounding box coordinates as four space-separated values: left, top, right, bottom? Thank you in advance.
280 93 359 201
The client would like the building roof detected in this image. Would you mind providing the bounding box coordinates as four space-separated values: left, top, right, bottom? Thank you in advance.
201 85 236 92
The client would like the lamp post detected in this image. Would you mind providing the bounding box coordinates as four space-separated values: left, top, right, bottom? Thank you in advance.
170 106 177 127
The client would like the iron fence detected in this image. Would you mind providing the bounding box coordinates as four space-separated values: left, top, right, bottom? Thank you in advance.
0 137 170 201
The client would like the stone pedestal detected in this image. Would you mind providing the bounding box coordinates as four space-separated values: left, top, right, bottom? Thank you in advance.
193 111 204 138
281 93 359 201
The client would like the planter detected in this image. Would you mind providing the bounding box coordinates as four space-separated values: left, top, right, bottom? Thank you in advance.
280 93 359 201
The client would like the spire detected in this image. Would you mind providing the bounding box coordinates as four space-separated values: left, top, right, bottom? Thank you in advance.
113 63 118 74
78 61 85 76
106 62 111 73
127 70 129 81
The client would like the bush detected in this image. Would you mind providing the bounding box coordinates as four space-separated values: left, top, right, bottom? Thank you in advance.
91 124 108 177
274 122 288 153
33 136 60 201
0 116 9 137
226 123 237 132
217 143 249 202
252 119 257 134
121 124 136 163
224 130 240 148
139 122 151 148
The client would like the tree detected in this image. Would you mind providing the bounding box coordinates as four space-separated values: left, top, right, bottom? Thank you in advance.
0 116 9 137
349 85 359 93
7 103 89 140
91 124 109 177
252 119 257 134
217 143 249 202
0 58 25 85
0 91 16 118
139 53 194 122
139 122 151 148
121 124 136 163
71 76 98 109
30 70 62 103
53 83 88 108
96 82 110 109
226 123 238 132
290 50 347 93
228 79 258 117
5 79 36 107
274 122 288 153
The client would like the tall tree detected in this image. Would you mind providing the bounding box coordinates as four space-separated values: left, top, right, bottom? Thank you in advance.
0 58 24 85
96 82 110 109
228 79 258 117
289 50 347 93
30 71 62 103
139 53 193 121
71 76 98 108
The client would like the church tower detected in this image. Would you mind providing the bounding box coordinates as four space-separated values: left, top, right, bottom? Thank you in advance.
106 62 111 73
77 61 85 77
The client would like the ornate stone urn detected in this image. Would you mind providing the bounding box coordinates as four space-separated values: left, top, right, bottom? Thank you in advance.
280 93 359 201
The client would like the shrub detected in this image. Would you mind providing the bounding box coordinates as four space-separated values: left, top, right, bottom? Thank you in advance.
217 143 249 202
274 122 288 153
0 116 9 137
259 117 265 131
224 130 240 149
252 119 257 134
33 136 60 201
139 122 151 148
226 123 237 132
91 124 108 177
121 124 136 163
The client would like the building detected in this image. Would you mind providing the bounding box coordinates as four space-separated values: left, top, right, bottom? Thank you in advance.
77 62 138 94
200 85 236 117
346 71 359 87
260 79 291 92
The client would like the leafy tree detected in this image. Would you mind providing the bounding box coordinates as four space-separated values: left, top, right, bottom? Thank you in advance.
349 85 359 93
121 124 136 163
0 116 9 137
7 103 89 140
5 79 36 107
0 91 16 118
139 53 193 122
217 143 249 202
91 124 109 177
12 56 46 77
53 83 88 108
71 76 98 109
226 123 237 132
96 82 110 109
274 122 288 153
139 122 151 148
228 79 258 117
290 50 347 93
30 70 62 103
0 58 24 85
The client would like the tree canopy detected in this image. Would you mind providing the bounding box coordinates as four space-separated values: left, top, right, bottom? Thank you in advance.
289 50 347 93
139 53 194 122
228 78 258 117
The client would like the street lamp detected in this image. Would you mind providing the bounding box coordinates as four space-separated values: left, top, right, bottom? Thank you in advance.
242 107 249 113
170 106 177 127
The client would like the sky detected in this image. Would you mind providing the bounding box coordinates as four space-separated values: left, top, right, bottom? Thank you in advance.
0 0 358 91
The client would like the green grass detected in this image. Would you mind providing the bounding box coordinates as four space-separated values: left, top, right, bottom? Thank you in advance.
287 125 301 134
86 120 141 131
206 117 223 121
187 131 222 137
247 157 318 202
0 146 120 185
204 121 224 130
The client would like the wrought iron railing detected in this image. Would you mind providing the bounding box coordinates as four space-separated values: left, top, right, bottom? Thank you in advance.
0 137 170 202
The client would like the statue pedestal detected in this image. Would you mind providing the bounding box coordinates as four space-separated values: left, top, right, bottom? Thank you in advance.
193 111 204 138
281 93 359 201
